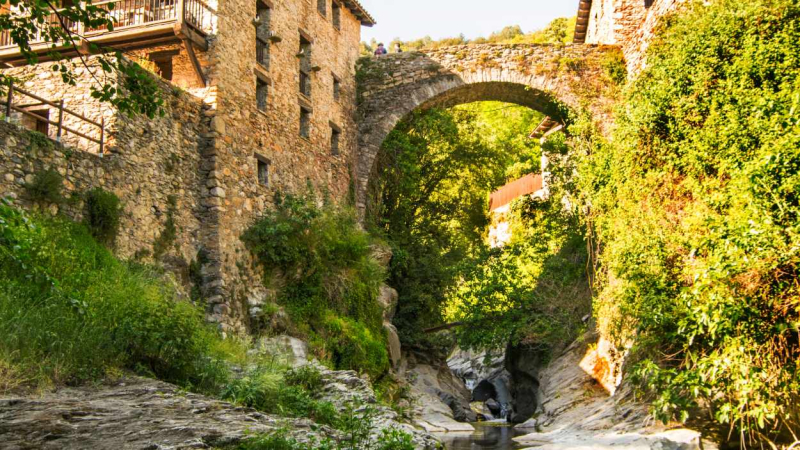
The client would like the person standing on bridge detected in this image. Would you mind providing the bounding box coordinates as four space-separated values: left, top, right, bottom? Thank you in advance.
374 43 387 56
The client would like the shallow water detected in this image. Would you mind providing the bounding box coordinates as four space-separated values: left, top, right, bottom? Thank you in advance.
437 422 525 450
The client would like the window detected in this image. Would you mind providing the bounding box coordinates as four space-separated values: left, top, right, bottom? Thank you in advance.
317 0 326 17
256 156 270 186
31 109 50 134
149 50 178 81
300 71 311 97
331 1 341 29
330 123 341 155
298 35 312 97
256 1 271 69
332 74 341 101
644 0 654 7
256 78 269 112
299 106 311 138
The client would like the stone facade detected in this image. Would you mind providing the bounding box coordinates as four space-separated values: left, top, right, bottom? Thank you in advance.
579 0 688 74
0 76 210 282
355 44 618 212
0 0 373 333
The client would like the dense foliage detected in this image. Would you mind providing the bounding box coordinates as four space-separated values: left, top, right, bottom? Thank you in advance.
0 200 227 390
368 103 542 349
577 0 800 440
445 134 591 355
241 192 389 378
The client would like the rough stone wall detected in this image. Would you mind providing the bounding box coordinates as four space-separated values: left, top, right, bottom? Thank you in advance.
0 74 211 286
355 44 617 211
201 0 364 332
584 0 688 74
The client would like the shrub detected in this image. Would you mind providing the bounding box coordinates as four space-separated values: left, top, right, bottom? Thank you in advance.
241 192 389 378
152 195 178 259
83 187 121 246
24 168 63 204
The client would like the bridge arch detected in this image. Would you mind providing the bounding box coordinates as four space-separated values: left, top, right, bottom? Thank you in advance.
355 44 618 211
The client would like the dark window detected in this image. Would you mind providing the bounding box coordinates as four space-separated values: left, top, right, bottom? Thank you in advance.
644 0 654 7
32 109 49 134
332 74 341 100
300 71 311 97
299 106 311 138
256 1 271 69
330 125 340 155
317 0 326 17
149 51 177 81
257 157 269 186
257 78 269 111
331 2 341 29
299 35 312 97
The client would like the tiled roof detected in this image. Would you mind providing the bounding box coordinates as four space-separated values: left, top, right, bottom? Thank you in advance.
341 0 376 26
489 174 544 212
574 0 592 43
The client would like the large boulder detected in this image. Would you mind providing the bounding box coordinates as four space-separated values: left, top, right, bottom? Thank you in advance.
384 322 402 367
377 285 399 320
399 352 477 432
256 335 309 367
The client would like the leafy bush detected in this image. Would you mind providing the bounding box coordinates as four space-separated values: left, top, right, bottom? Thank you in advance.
576 0 800 441
241 192 389 378
83 187 121 246
24 168 63 204
0 202 229 389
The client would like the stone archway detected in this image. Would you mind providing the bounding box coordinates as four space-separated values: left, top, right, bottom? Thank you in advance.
355 43 619 211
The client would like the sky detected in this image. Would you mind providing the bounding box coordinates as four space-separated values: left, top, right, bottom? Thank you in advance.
358 0 578 46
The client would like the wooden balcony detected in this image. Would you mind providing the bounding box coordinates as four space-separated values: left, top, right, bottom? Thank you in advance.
0 0 214 66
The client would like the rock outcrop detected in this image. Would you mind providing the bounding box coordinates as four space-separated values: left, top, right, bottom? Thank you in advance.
399 351 476 432
513 333 716 450
0 376 298 450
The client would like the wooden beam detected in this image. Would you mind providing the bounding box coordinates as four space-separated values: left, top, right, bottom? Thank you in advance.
422 322 465 334
174 22 208 51
182 39 207 87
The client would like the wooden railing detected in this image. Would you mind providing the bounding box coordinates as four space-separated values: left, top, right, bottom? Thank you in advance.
0 0 213 49
4 83 106 154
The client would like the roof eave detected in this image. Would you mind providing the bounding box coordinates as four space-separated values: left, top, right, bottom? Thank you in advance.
341 0 376 27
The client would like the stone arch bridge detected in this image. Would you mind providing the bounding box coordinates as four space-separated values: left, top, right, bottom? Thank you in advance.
355 43 619 210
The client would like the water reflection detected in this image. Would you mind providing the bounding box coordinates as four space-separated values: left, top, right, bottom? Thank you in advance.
437 422 524 450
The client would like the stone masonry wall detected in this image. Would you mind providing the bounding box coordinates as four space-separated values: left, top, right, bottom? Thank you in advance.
0 71 212 290
201 0 365 331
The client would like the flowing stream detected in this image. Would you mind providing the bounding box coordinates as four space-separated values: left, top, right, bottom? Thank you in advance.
437 422 524 450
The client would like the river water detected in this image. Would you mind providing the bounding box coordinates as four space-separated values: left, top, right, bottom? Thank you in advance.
437 422 525 450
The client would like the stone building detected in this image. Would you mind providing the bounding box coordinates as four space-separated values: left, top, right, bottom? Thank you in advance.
574 0 688 74
0 0 374 333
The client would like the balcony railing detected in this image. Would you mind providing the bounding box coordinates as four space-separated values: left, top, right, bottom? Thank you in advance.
0 0 213 50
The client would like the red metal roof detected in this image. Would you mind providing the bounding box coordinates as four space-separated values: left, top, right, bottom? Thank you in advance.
489 174 543 212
